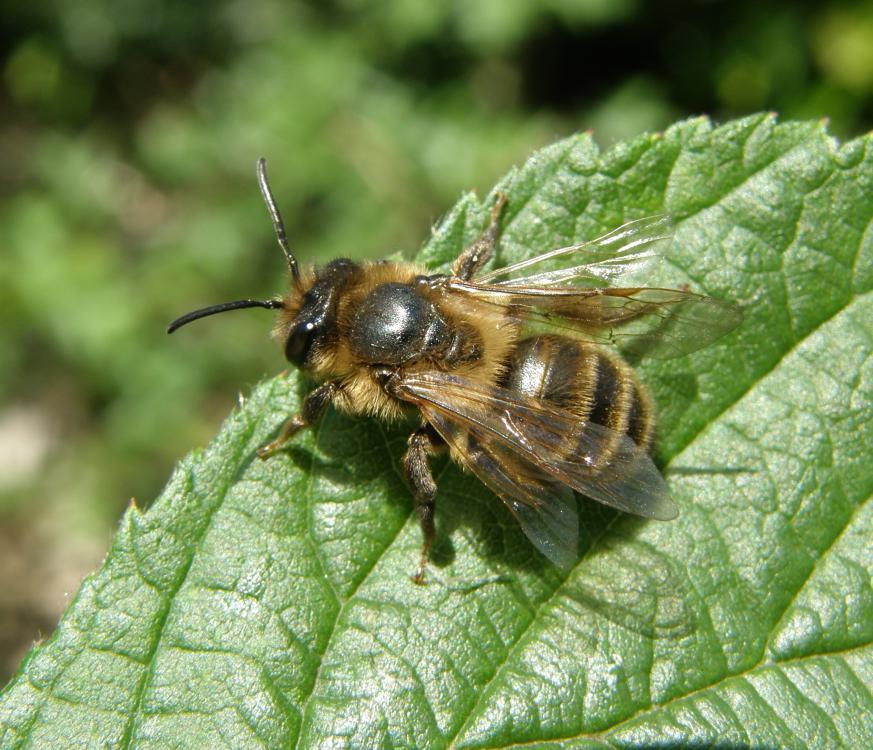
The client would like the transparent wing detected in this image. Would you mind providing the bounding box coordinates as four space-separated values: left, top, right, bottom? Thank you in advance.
476 215 672 286
394 372 676 525
436 280 743 359
425 407 579 569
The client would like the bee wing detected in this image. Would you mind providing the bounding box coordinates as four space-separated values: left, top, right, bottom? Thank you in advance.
440 280 742 359
425 406 580 569
395 372 677 549
475 215 672 286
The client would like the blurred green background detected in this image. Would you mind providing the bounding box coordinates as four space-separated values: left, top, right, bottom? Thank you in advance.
1 0 871 682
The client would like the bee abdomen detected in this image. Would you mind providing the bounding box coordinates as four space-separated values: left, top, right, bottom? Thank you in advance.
500 335 654 455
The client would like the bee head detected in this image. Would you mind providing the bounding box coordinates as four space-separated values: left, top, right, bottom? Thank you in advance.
276 258 360 367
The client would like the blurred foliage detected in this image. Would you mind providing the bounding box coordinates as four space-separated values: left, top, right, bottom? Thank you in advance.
0 0 871 680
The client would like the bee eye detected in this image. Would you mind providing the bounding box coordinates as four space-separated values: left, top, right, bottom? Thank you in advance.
285 321 317 366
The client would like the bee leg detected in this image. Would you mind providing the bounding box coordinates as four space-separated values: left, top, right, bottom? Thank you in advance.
257 381 339 459
401 425 442 584
452 191 507 281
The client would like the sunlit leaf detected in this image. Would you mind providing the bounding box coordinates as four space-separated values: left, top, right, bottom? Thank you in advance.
1 114 871 749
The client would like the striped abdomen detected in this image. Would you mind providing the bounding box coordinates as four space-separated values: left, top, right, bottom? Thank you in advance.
500 334 654 454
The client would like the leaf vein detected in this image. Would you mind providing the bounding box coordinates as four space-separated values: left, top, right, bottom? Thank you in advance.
477 643 873 750
444 514 623 750
292 418 417 750
767 490 873 653
668 287 871 461
117 405 264 750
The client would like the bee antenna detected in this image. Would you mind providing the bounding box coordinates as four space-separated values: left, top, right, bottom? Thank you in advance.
167 298 284 334
256 157 299 282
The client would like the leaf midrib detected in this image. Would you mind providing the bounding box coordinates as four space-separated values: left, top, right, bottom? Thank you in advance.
292 417 415 750
471 639 873 750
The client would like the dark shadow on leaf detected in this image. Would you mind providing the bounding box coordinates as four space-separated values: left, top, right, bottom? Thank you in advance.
649 372 703 466
260 403 415 485
266 444 355 486
667 371 701 401
429 523 457 570
429 571 514 593
423 457 560 578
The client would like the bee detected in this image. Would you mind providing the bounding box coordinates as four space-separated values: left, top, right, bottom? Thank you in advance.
168 158 742 583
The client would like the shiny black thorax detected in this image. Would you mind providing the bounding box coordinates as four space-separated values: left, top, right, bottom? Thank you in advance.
284 260 478 371
347 282 454 365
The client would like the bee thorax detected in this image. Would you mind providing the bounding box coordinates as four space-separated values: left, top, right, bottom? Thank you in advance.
348 282 453 365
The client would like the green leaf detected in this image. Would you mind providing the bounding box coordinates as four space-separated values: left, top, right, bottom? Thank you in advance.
2 114 871 749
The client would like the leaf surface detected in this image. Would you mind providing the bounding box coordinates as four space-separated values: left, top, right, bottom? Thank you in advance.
2 114 871 750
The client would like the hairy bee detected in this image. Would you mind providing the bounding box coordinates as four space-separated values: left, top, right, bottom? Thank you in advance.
169 159 742 583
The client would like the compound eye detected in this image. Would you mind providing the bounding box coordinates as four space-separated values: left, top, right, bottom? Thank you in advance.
284 320 317 366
